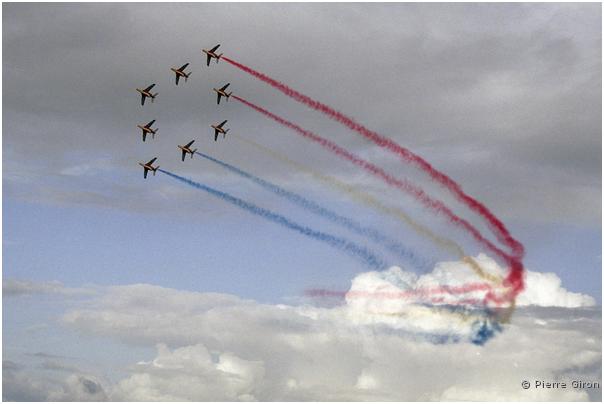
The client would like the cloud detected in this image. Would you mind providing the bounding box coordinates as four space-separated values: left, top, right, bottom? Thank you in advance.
47 374 108 402
518 270 597 308
343 254 596 309
2 360 107 402
3 3 601 226
55 264 601 401
3 259 598 401
112 343 264 401
3 279 95 297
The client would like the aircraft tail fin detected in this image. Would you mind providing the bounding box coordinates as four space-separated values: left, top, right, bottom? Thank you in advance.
153 166 159 175
191 148 197 157
217 53 223 62
185 72 191 82
152 93 158 102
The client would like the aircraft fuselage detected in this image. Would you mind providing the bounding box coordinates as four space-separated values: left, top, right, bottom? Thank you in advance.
136 88 152 97
213 88 229 98
203 49 221 61
178 144 196 160
211 125 227 134
137 125 155 134
137 88 157 103
171 68 188 77
138 162 159 178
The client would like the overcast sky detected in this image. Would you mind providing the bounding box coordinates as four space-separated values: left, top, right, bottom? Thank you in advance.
3 2 602 401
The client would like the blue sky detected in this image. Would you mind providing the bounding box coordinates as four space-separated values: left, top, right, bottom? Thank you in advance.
3 193 601 304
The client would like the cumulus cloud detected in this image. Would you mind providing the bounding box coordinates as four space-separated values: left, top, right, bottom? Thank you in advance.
54 264 601 401
517 270 597 308
344 254 596 309
112 343 264 401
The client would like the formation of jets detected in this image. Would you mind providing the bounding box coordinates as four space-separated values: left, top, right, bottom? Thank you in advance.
136 44 233 178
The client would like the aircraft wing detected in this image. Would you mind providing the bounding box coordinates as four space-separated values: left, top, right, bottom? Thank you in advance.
179 63 189 71
142 132 147 142
185 140 195 148
216 93 222 105
210 44 220 53
141 93 146 105
146 119 155 128
220 83 230 91
218 120 227 128
206 54 212 66
143 167 149 179
144 83 156 92
146 157 157 165
176 75 180 85
214 129 219 141
181 149 186 162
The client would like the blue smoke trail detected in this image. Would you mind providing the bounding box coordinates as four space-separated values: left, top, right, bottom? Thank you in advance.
159 169 387 270
195 151 427 271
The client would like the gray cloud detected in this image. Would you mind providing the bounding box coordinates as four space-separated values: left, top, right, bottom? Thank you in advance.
57 280 601 401
2 363 108 402
2 3 601 226
3 279 95 297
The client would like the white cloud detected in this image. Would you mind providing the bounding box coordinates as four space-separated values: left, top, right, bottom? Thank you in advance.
54 259 601 401
112 343 264 401
3 257 599 401
343 254 595 310
517 270 596 308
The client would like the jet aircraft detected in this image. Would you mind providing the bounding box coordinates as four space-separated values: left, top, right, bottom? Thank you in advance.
202 44 222 66
213 83 232 105
137 119 158 142
171 63 192 85
139 157 159 179
136 83 158 105
211 120 229 141
178 140 197 161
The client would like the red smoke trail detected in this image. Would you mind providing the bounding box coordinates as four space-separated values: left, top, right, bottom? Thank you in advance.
232 95 524 296
223 57 524 279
